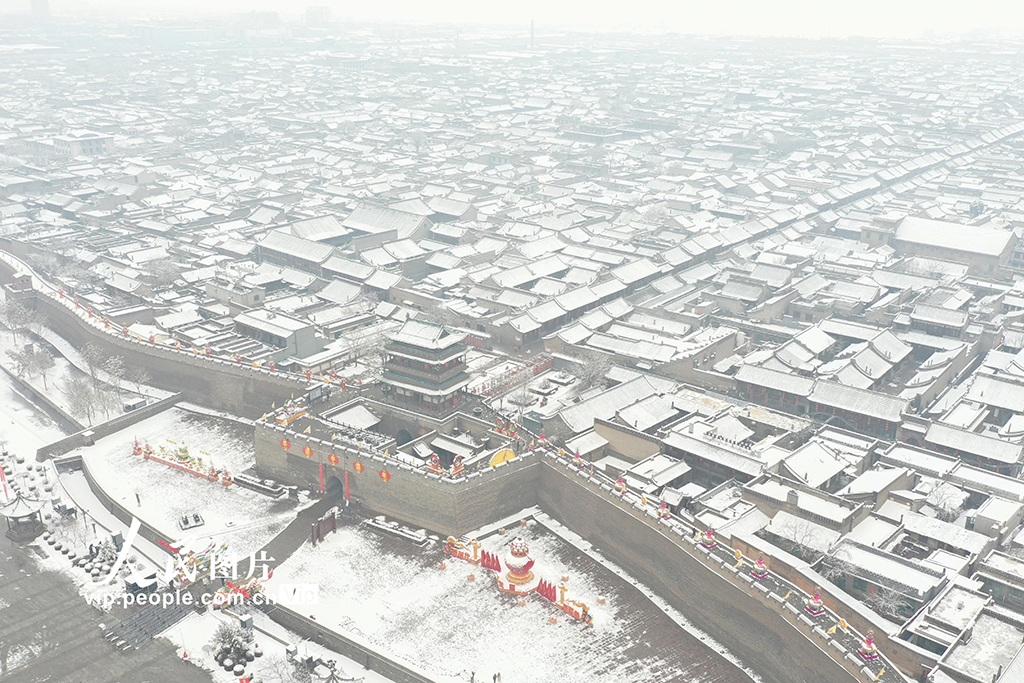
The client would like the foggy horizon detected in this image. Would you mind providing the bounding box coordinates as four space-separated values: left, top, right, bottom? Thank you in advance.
2 0 1024 40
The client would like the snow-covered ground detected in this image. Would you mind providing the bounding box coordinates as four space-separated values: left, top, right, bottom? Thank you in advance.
0 364 66 467
68 406 302 558
265 515 751 683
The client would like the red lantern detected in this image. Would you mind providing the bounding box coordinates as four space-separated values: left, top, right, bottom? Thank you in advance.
302 446 313 458
379 469 391 482
328 453 339 465
305 369 312 381
281 439 291 450
353 461 364 473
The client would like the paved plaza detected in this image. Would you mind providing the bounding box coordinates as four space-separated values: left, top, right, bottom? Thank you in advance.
0 541 212 683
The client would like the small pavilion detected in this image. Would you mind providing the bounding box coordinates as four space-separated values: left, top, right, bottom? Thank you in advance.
1 493 44 541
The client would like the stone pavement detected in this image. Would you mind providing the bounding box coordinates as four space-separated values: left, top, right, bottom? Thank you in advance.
0 540 212 683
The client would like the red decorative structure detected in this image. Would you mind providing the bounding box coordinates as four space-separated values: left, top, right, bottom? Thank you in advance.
311 509 337 546
443 537 482 564
135 440 232 486
750 554 769 580
614 477 627 495
212 572 272 609
658 502 672 520
428 453 443 474
806 586 825 616
502 537 535 587
450 455 465 477
443 531 593 626
700 527 717 550
537 578 557 602
859 630 880 661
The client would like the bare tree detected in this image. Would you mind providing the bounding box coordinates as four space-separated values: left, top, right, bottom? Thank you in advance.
144 259 181 288
103 355 127 402
25 308 46 338
6 347 31 378
762 514 833 563
571 349 613 392
95 386 121 420
62 374 95 425
7 345 55 389
34 348 55 390
641 204 669 222
865 586 913 620
126 364 151 395
818 546 856 586
256 654 313 683
0 299 30 343
80 343 105 390
927 482 967 523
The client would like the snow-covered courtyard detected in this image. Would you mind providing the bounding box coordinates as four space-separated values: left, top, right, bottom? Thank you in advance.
68 406 302 558
265 514 752 683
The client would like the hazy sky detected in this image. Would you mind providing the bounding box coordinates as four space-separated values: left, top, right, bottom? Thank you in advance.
7 0 1024 39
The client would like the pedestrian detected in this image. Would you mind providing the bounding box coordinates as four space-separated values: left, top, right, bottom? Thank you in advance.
135 492 141 506
497 675 501 683
470 674 474 683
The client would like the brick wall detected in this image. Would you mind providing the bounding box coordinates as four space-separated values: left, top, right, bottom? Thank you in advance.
36 392 184 461
536 459 859 683
254 422 541 537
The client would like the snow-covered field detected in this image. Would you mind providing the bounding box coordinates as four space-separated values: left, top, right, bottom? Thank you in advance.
70 406 301 558
0 362 66 464
266 516 749 683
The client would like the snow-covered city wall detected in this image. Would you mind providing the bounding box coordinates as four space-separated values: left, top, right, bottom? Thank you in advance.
37 392 183 461
534 457 861 683
0 244 315 418
254 420 543 537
